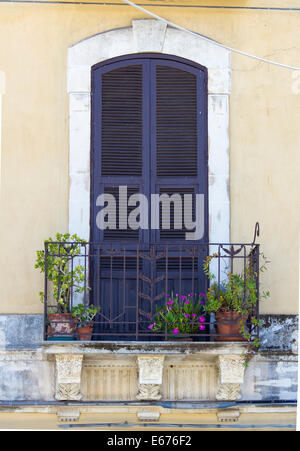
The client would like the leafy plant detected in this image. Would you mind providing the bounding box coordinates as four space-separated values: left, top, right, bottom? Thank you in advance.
203 253 270 348
148 293 206 336
72 304 99 327
35 233 88 314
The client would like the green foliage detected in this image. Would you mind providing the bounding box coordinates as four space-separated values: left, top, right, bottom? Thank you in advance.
148 293 206 336
72 304 99 327
203 254 270 317
203 253 270 349
35 233 88 314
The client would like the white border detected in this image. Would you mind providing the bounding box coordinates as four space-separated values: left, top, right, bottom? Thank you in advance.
67 20 231 242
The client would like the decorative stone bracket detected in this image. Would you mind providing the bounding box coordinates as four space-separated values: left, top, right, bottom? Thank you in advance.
216 355 246 401
55 354 84 401
57 407 81 422
49 346 246 402
136 355 165 401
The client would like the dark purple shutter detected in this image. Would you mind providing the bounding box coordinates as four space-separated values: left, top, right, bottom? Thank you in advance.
91 54 208 339
91 59 147 243
151 60 207 242
91 54 208 244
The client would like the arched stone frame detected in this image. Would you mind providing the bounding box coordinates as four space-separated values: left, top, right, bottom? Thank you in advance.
67 19 231 245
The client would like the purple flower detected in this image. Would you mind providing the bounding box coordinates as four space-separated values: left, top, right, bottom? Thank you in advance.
199 316 205 323
200 293 206 297
185 314 190 318
180 295 187 300
192 314 197 318
199 325 205 331
148 324 154 330
173 328 179 335
185 300 190 304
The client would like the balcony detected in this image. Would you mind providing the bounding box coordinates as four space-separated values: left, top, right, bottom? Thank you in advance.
43 241 260 343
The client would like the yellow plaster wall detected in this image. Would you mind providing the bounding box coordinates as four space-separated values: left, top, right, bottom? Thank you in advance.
0 407 297 431
0 1 299 314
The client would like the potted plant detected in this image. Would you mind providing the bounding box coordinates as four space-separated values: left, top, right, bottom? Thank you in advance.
35 233 88 340
148 292 207 340
203 254 270 346
72 304 99 341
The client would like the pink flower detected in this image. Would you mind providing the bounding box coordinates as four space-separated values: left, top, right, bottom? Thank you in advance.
148 324 154 330
173 328 179 335
185 314 190 318
199 316 205 323
167 300 174 305
192 314 197 318
199 325 205 331
200 293 206 297
181 295 187 300
185 300 190 304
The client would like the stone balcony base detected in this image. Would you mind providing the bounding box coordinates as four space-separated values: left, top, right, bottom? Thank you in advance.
43 342 248 402
0 341 297 403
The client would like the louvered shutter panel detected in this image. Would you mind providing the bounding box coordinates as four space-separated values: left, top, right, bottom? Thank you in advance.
156 65 198 177
92 61 146 243
103 187 140 241
159 187 196 241
101 65 143 176
91 55 208 340
92 55 208 244
153 62 206 242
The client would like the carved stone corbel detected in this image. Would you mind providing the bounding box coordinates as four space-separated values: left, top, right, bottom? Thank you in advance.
55 354 83 401
217 408 240 423
136 355 165 401
216 355 245 401
57 407 81 422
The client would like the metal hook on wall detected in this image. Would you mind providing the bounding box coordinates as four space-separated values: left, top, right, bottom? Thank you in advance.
252 222 260 245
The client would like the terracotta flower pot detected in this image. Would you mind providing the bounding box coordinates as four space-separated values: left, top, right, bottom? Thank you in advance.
77 324 93 341
48 313 77 338
214 311 248 342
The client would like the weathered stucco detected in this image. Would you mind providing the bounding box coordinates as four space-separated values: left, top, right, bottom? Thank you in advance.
260 315 298 353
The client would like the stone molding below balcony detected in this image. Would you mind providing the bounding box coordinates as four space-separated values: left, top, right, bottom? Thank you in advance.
46 343 248 402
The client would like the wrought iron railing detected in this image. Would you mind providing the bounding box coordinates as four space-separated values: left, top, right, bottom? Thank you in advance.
43 239 260 342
